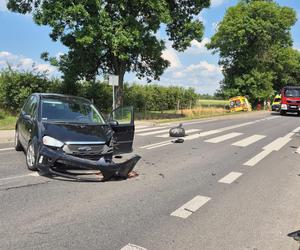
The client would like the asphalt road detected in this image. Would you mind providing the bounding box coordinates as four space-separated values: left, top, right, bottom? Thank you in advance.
1 112 300 250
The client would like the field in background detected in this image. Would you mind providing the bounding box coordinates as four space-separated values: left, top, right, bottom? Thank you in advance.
196 99 229 108
135 99 229 121
0 109 16 130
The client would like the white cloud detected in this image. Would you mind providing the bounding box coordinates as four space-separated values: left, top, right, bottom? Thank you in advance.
211 0 226 8
162 61 223 94
129 60 223 94
212 22 219 32
0 50 57 75
184 37 211 55
0 0 7 11
162 46 182 69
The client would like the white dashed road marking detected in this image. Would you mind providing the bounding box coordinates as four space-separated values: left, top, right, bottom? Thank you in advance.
205 132 243 144
137 129 171 136
0 147 14 152
0 172 39 182
171 195 211 219
232 135 266 147
121 244 147 250
218 172 243 184
135 126 169 133
243 127 299 167
139 117 281 150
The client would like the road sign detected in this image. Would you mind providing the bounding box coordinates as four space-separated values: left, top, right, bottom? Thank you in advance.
109 75 119 86
109 75 119 110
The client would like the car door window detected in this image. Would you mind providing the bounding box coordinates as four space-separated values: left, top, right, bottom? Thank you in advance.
111 106 133 125
29 96 38 119
23 96 33 115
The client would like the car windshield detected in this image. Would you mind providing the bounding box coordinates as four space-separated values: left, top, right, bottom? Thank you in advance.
285 89 300 97
41 97 105 124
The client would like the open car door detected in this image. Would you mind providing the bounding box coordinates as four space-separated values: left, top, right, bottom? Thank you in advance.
108 106 134 154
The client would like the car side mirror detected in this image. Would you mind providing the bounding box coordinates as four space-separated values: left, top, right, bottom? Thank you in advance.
23 114 32 121
109 120 119 126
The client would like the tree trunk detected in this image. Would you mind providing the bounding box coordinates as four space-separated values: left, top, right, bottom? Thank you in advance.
115 71 124 108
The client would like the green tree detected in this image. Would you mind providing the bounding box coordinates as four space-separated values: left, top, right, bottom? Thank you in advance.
8 0 210 107
206 0 298 103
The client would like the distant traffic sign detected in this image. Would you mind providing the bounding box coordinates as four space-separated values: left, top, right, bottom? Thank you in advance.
109 75 119 86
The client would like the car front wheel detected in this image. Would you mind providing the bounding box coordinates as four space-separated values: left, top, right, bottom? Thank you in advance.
15 129 23 151
26 142 38 171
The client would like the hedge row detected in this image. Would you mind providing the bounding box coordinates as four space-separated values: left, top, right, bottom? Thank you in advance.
0 68 199 113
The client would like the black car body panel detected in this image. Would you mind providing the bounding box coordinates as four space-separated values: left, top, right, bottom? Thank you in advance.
15 93 140 181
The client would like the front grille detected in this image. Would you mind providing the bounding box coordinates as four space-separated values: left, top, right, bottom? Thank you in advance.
63 144 105 157
287 100 300 104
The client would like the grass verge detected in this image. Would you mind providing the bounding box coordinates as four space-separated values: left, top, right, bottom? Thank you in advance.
0 110 16 130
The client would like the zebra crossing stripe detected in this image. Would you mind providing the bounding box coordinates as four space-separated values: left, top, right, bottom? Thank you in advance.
205 132 243 143
232 135 266 147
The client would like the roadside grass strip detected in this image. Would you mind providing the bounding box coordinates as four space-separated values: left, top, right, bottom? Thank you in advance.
121 244 147 250
218 172 243 184
244 127 300 167
171 195 211 219
232 135 266 147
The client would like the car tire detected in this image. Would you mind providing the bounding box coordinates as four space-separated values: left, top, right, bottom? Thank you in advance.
15 129 23 151
280 110 286 116
26 142 38 171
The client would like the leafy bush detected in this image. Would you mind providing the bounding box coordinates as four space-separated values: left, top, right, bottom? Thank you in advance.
0 67 61 112
0 67 199 114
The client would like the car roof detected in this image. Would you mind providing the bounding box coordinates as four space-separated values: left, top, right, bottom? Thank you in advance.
283 86 300 89
34 93 91 103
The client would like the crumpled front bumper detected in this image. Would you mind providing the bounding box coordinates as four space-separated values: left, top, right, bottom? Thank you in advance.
37 146 141 181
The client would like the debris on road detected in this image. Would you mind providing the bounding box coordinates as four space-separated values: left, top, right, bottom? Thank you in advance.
158 173 165 178
169 123 185 137
172 138 184 143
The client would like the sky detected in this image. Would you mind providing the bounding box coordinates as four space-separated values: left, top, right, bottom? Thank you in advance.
0 0 299 94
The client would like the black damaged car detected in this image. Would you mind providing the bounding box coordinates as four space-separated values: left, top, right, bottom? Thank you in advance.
15 93 141 181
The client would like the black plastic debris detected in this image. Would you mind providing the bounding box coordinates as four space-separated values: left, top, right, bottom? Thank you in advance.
172 138 184 143
288 230 300 242
169 123 185 137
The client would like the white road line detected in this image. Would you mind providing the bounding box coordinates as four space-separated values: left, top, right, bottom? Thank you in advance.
120 244 147 250
140 140 172 149
232 135 266 147
146 142 172 149
263 137 291 151
0 172 39 182
139 117 281 150
0 147 14 152
137 129 170 136
244 128 296 167
205 132 243 144
135 126 169 133
135 125 149 129
171 195 211 219
157 129 201 138
243 150 272 167
218 172 243 184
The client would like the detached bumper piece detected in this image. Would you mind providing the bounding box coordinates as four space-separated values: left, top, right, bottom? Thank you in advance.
37 146 141 182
